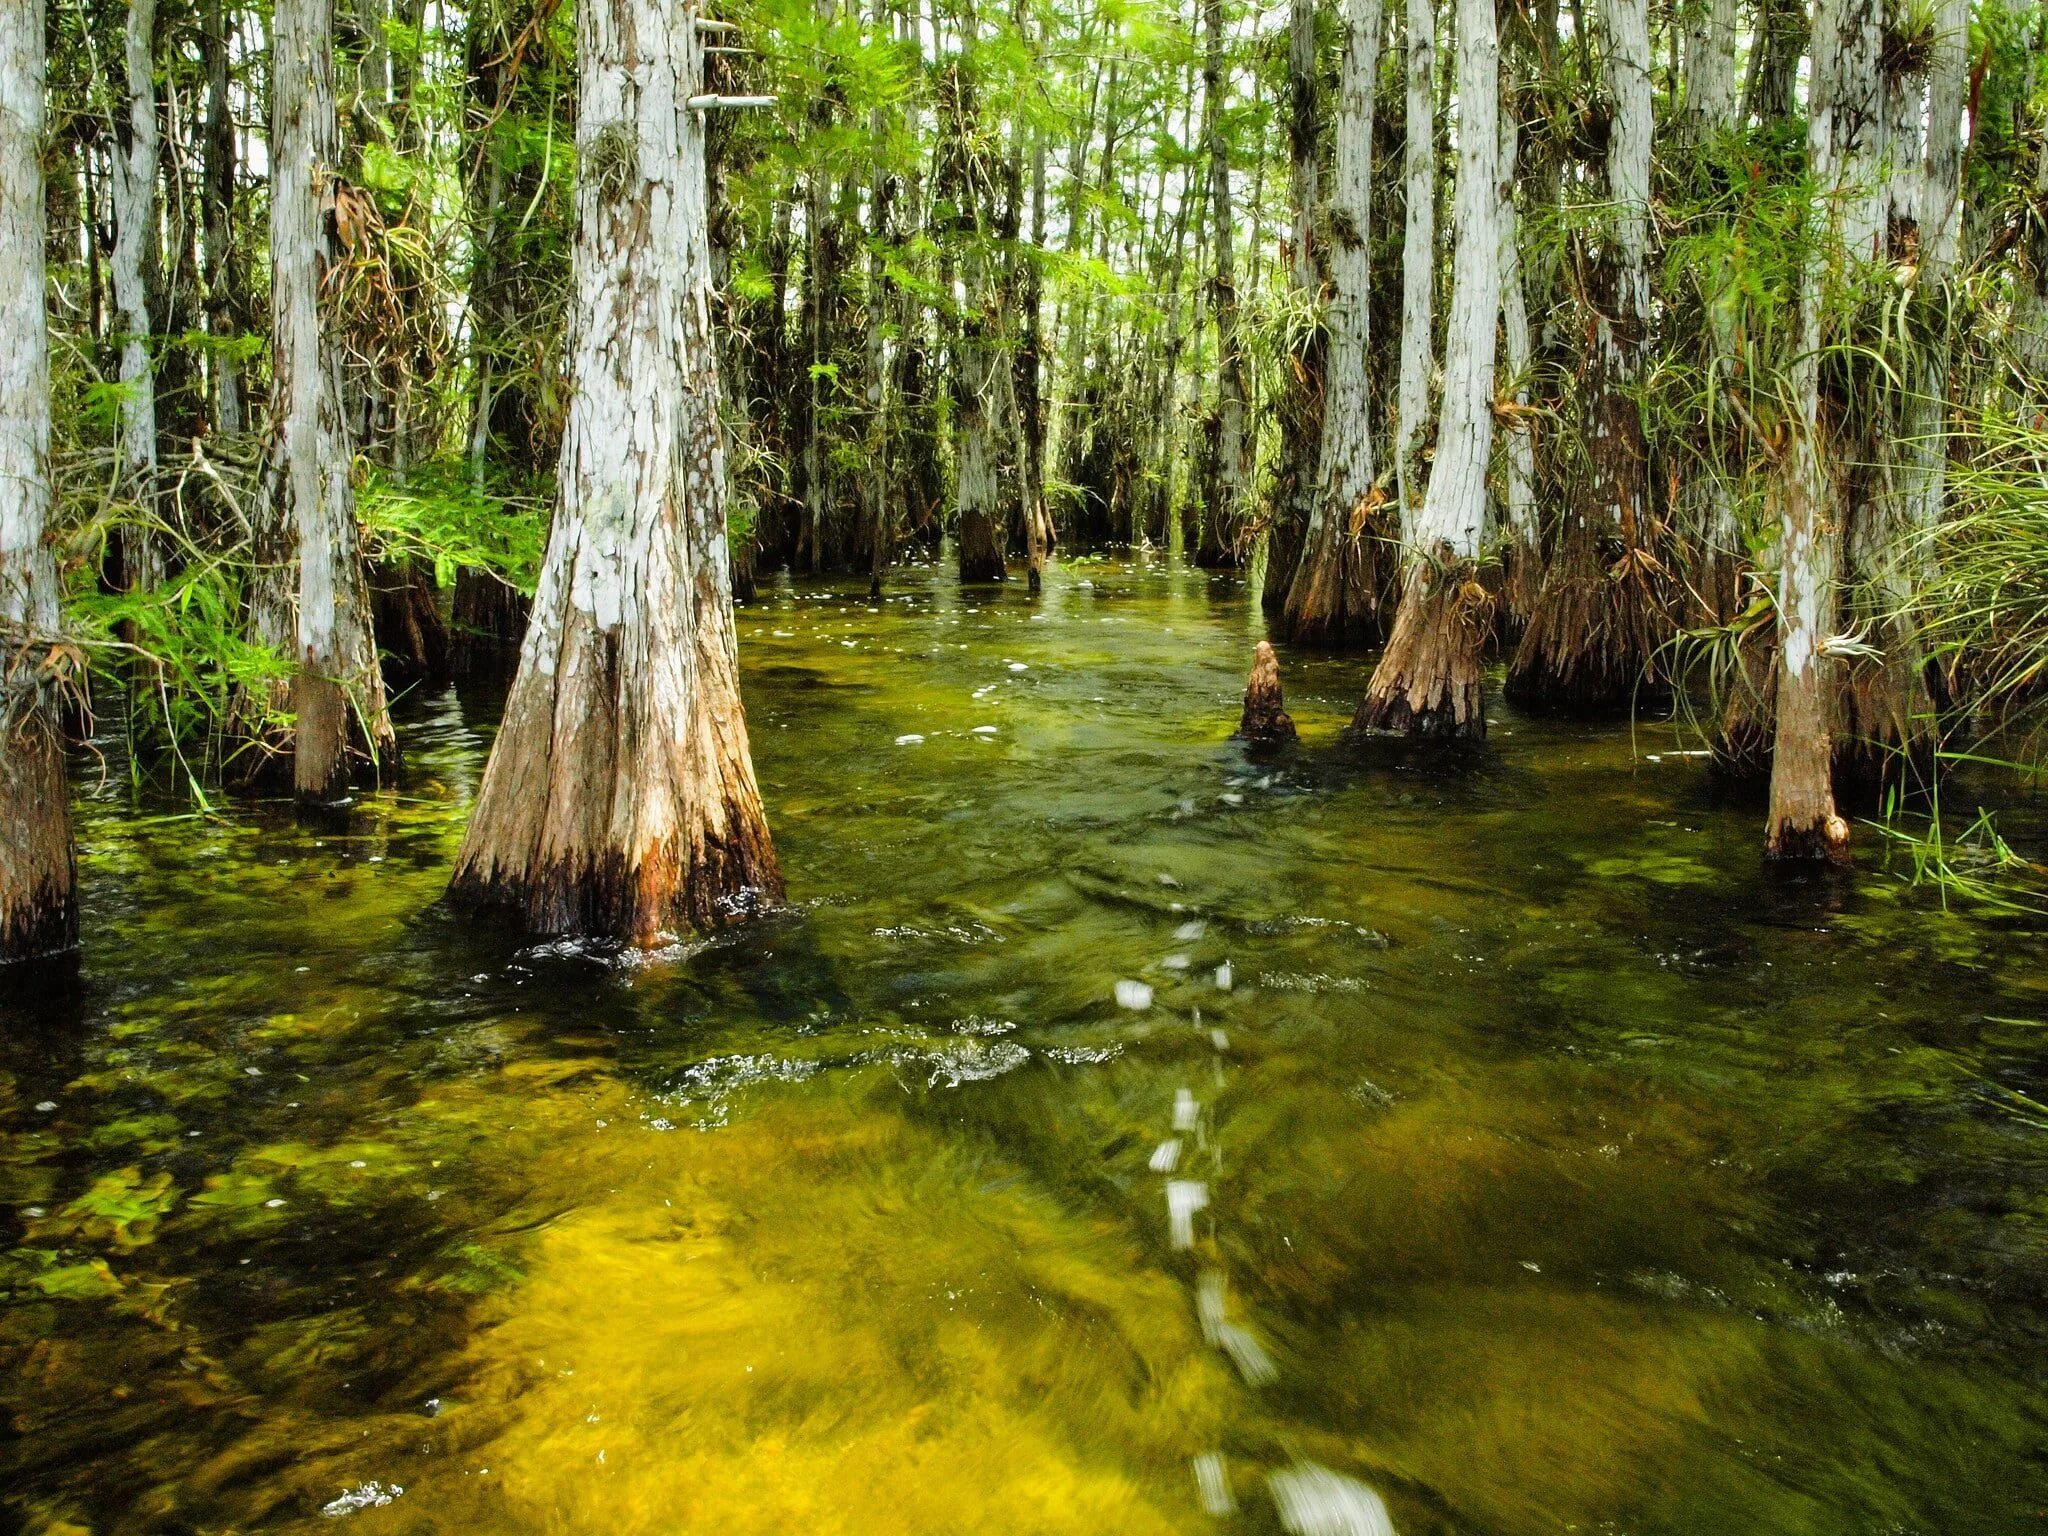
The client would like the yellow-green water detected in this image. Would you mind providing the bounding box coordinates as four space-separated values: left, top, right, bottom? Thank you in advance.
5 558 2047 1533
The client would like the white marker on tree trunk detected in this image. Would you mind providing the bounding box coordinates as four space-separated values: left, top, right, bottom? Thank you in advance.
448 0 783 940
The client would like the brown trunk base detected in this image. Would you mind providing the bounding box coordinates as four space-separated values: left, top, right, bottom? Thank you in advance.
1352 562 1488 742
1507 554 1674 715
370 558 451 689
0 707 78 965
1832 645 1939 802
1281 515 1388 648
449 812 784 942
1765 812 1852 863
1235 641 1298 745
450 568 532 680
958 512 1007 583
294 669 352 804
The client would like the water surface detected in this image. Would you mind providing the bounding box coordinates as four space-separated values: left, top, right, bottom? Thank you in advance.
5 558 2047 1534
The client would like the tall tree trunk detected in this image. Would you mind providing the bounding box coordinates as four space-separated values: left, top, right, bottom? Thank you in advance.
113 0 162 590
202 0 242 435
1741 0 1805 123
1496 99 1540 641
802 155 836 573
1284 0 1385 642
1837 0 1968 790
1355 0 1498 739
1509 0 1670 711
1266 0 1325 613
263 0 397 801
1766 0 1880 861
865 0 894 599
450 0 783 939
1018 122 1050 592
1392 0 1436 528
0 0 76 964
945 60 1007 583
1197 0 1248 568
1679 0 1737 141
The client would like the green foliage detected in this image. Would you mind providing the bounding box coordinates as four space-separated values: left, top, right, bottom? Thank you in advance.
359 459 548 595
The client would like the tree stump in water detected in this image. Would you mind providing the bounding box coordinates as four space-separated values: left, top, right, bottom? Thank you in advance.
1236 641 1297 745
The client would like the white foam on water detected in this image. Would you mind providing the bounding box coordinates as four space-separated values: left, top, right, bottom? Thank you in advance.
1166 1180 1209 1249
1193 1453 1235 1516
1115 979 1155 1010
1268 1463 1395 1536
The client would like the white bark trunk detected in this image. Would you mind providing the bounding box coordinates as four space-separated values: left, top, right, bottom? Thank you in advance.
268 0 395 799
1767 0 1880 858
1204 0 1248 560
1680 0 1737 139
450 0 783 939
1413 1 1499 567
203 0 242 435
1899 0 1969 540
1283 0 1384 639
1607 0 1651 358
0 0 76 962
1356 0 1498 740
112 0 160 584
1393 0 1435 526
1497 106 1537 597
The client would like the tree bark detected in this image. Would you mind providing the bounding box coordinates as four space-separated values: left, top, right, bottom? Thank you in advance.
1496 99 1540 641
1356 0 1497 740
943 59 1007 583
1197 0 1248 568
1018 120 1051 593
1266 0 1326 614
1509 0 1670 712
202 0 242 435
1284 0 1385 643
0 0 76 963
112 0 162 590
1392 0 1436 529
450 0 783 940
1835 0 1968 792
1679 0 1737 140
1767 0 1878 861
865 0 894 599
263 0 397 801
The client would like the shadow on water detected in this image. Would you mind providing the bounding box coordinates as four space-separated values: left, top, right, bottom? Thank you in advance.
4 560 2048 1534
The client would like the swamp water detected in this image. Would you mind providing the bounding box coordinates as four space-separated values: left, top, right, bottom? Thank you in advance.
3 558 2047 1534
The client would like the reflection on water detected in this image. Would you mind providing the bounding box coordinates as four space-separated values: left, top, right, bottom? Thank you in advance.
4 558 2047 1534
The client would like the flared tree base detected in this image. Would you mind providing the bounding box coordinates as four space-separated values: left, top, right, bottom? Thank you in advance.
1506 565 1673 715
1765 813 1852 863
291 667 398 807
0 710 77 965
1351 564 1486 742
957 512 1007 584
450 819 784 943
